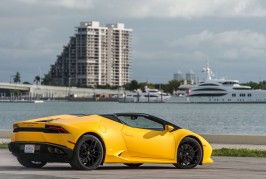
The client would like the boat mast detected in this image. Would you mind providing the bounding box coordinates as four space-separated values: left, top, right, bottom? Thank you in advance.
202 61 214 80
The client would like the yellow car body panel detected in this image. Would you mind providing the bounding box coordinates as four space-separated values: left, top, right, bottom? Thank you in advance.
9 113 213 168
121 125 176 160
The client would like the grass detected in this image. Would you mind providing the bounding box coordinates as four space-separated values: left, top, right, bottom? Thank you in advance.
212 148 266 158
0 143 9 149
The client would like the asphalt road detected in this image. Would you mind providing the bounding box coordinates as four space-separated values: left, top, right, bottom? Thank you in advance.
0 149 265 179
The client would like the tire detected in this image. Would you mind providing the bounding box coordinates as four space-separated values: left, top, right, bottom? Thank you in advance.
173 137 202 169
70 135 104 170
17 158 47 168
124 163 143 167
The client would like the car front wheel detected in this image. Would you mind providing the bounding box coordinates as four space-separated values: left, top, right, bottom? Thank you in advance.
70 135 104 170
173 137 202 169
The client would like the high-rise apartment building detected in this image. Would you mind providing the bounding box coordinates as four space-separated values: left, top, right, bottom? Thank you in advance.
173 70 197 84
173 70 183 81
186 70 196 84
50 21 132 87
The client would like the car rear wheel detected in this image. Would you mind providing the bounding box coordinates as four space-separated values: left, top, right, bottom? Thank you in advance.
173 137 202 169
70 135 104 170
124 163 143 167
17 158 47 168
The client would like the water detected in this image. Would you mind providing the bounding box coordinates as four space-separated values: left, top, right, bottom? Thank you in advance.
0 102 266 135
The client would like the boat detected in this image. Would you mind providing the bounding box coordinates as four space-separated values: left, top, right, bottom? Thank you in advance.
32 100 44 103
168 63 266 103
118 86 171 103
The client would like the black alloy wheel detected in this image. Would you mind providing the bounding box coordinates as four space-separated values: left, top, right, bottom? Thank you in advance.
70 135 104 170
17 158 47 168
173 137 202 169
124 163 143 167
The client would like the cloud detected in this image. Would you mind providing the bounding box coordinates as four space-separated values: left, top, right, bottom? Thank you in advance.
16 0 266 18
17 0 95 9
2 0 266 83
0 26 61 53
170 30 266 59
190 30 265 48
123 0 266 18
26 28 55 48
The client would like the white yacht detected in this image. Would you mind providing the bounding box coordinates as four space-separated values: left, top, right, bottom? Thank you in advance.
118 86 171 103
168 63 266 103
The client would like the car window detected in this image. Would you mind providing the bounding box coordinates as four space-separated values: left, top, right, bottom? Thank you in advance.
117 115 164 131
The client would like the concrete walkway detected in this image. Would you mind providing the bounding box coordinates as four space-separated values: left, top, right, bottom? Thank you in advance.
0 138 10 144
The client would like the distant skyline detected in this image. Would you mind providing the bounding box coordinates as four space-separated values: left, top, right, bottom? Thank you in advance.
1 0 266 84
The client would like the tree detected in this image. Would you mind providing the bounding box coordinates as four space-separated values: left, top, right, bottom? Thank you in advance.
13 72 21 83
128 80 139 91
34 75 41 85
42 73 53 85
242 81 259 89
139 82 155 91
10 89 20 96
23 82 31 85
163 80 181 94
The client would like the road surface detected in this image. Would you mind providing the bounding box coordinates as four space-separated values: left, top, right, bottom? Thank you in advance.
0 149 265 179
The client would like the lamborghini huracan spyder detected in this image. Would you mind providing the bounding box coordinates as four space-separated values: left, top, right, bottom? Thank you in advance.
9 113 213 170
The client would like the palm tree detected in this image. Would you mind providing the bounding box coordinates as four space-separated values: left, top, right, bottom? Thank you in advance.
34 75 41 85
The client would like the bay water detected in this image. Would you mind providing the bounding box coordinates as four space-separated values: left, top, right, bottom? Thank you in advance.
0 102 265 135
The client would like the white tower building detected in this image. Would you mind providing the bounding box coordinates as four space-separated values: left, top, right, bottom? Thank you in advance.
173 70 183 81
50 21 132 87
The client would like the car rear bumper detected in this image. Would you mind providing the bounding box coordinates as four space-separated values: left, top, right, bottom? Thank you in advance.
8 142 73 163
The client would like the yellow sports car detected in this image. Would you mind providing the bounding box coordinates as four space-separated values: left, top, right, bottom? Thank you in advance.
9 113 213 170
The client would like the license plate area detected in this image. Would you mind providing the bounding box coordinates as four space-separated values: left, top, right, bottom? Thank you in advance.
24 144 35 153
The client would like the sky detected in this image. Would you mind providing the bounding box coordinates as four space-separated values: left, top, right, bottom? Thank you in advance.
1 0 266 84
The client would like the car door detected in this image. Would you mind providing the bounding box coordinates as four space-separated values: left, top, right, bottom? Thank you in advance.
118 114 176 160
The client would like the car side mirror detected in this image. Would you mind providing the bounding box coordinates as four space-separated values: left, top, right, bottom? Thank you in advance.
165 125 174 132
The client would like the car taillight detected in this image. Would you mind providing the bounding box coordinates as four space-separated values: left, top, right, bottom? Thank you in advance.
45 125 69 133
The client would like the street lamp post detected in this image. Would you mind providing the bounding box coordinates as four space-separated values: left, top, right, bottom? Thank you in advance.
68 77 71 96
10 75 15 83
